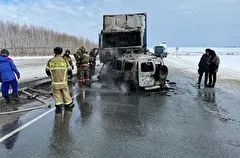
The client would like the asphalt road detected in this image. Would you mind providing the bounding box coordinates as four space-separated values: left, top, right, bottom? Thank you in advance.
0 65 240 158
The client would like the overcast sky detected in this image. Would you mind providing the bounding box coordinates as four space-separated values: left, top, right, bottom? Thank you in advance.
0 0 240 47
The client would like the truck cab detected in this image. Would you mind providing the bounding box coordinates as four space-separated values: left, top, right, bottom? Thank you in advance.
154 42 168 58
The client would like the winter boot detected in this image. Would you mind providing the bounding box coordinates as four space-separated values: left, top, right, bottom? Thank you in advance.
5 97 11 104
86 82 91 88
55 105 62 114
204 82 208 87
206 84 212 88
64 103 74 112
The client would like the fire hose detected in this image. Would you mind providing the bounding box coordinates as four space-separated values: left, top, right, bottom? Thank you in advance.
0 87 52 115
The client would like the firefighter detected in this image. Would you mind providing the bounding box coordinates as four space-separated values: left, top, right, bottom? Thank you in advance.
79 47 91 86
89 48 99 77
63 49 74 70
63 49 74 81
46 47 73 114
73 47 83 66
74 47 83 84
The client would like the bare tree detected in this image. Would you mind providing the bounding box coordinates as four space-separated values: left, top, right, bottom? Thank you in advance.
0 20 97 56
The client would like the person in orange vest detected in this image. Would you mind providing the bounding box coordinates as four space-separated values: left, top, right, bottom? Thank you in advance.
45 47 73 114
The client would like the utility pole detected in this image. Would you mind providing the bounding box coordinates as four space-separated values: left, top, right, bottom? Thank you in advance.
175 47 179 56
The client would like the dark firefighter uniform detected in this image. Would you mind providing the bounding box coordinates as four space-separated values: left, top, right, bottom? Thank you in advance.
79 51 90 86
74 48 83 82
63 50 74 70
89 48 99 77
46 47 73 113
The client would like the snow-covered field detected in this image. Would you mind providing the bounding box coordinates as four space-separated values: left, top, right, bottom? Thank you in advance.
1 56 77 85
13 56 51 83
168 47 240 55
149 47 240 55
165 54 240 81
12 53 239 84
13 56 77 83
1 52 240 89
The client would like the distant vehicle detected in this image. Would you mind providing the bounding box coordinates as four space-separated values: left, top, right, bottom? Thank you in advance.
154 42 168 58
97 13 168 91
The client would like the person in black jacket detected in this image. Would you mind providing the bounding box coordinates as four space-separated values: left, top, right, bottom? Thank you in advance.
207 49 220 88
196 48 211 88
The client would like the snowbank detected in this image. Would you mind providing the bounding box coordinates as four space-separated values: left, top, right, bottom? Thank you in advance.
165 54 240 80
1 56 77 85
1 54 239 91
149 47 240 55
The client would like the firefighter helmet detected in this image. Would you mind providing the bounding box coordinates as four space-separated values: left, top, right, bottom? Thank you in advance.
65 49 70 55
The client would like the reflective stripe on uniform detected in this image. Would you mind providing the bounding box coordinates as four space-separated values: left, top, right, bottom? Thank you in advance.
55 101 64 105
65 100 73 105
53 82 68 85
48 68 68 70
47 60 69 86
79 64 90 67
49 62 67 68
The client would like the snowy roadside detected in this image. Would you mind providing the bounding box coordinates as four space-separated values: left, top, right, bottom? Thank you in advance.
1 54 239 91
165 54 240 90
13 56 77 84
13 56 51 83
0 56 77 96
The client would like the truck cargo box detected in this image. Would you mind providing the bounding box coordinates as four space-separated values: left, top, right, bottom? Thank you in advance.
99 13 147 63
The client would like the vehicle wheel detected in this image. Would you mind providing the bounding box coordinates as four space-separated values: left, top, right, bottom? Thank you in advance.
159 65 168 79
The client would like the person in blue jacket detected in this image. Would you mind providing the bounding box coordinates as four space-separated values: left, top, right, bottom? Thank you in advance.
0 49 20 103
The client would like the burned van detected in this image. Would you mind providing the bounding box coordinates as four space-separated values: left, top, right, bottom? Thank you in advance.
98 53 168 91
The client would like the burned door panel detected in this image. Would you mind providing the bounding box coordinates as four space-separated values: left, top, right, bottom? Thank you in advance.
138 61 155 87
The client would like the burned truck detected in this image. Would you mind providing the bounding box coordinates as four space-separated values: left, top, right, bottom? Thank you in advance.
98 13 168 91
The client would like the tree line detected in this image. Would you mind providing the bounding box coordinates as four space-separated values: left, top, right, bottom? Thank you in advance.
0 20 97 56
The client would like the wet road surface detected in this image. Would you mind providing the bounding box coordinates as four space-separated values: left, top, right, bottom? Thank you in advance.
0 70 240 158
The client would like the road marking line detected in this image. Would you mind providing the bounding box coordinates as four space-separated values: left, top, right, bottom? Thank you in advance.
0 92 80 142
0 108 55 142
0 105 51 115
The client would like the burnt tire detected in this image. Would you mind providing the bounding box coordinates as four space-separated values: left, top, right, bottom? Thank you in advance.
121 81 138 92
159 65 168 79
128 81 139 91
